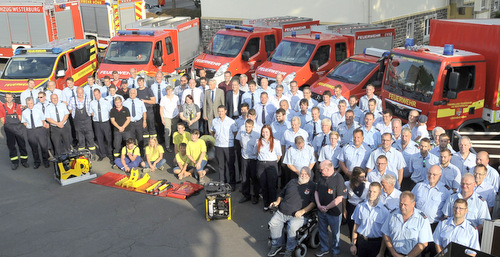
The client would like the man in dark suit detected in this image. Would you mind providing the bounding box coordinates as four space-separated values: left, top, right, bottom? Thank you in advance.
225 79 243 120
203 79 225 133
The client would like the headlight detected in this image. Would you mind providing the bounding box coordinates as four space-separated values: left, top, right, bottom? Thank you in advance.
282 72 296 85
214 62 229 77
37 81 48 91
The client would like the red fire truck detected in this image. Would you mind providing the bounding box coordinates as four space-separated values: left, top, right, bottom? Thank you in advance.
381 19 500 132
0 0 84 58
79 0 146 49
255 24 394 88
97 16 201 83
192 16 319 84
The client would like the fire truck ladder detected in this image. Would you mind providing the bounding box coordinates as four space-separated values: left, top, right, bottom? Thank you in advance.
243 16 313 28
48 6 58 40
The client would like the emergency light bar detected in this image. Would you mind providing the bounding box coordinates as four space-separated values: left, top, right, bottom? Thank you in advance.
363 48 389 58
117 30 155 36
224 25 254 32
15 48 63 55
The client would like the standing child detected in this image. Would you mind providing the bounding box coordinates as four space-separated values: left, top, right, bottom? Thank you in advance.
414 115 429 142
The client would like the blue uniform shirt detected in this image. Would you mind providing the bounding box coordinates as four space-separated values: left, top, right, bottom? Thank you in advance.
317 101 338 120
271 120 291 146
336 121 360 147
366 147 407 175
297 111 312 129
394 139 420 177
338 142 372 171
312 132 331 153
21 107 45 129
68 96 92 118
20 88 40 106
442 191 491 227
150 80 168 104
318 144 341 168
210 116 238 148
412 181 451 223
283 144 316 171
281 128 309 149
84 84 103 101
367 168 400 189
451 152 476 175
409 153 439 183
236 130 260 160
440 163 462 191
433 217 480 251
45 102 69 125
381 208 433 255
89 98 112 122
361 125 381 150
123 98 147 122
380 189 401 212
304 119 322 142
352 201 390 238
475 181 496 207
241 89 262 109
62 87 77 106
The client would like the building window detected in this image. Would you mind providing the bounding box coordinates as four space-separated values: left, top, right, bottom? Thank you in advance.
482 0 486 9
423 14 437 42
494 0 499 11
406 19 415 39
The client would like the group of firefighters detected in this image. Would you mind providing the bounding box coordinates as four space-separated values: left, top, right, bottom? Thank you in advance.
0 68 498 257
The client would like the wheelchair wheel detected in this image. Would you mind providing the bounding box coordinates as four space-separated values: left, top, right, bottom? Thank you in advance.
294 243 307 257
308 227 320 249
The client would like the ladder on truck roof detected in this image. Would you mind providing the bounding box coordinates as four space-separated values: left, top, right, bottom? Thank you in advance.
0 0 72 4
125 16 191 29
243 16 313 28
313 23 391 35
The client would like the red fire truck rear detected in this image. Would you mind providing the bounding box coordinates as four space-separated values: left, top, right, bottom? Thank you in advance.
79 0 146 49
192 16 319 84
0 0 84 58
97 16 201 83
255 23 394 88
381 19 500 132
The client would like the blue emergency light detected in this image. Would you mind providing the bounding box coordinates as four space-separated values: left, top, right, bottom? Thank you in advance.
443 44 454 55
117 30 155 36
224 25 254 32
405 38 415 49
14 47 63 55
292 31 296 37
363 48 390 58
315 34 320 40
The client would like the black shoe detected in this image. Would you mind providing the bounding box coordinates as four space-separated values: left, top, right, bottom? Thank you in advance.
44 162 50 168
11 163 18 170
33 164 40 169
238 196 251 203
165 147 173 153
252 196 259 204
97 156 105 162
230 184 236 192
21 162 29 168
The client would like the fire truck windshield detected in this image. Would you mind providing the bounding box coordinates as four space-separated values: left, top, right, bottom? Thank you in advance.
383 53 440 103
270 40 315 67
102 41 152 65
326 58 377 85
205 34 246 58
2 57 56 79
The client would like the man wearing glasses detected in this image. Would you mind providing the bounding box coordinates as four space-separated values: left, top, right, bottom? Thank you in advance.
433 199 480 254
409 138 439 186
473 164 496 213
366 133 406 186
442 173 490 233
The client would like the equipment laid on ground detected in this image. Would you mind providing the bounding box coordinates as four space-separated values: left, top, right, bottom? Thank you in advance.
114 168 150 188
205 182 231 221
52 149 97 186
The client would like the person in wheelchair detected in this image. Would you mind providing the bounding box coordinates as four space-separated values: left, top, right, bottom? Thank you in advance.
268 167 316 257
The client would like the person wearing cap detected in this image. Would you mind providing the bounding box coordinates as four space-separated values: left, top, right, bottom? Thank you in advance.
267 167 316 257
117 80 130 100
413 115 429 142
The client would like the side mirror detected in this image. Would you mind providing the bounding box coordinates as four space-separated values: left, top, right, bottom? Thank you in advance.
448 71 459 91
447 91 457 99
97 53 103 63
310 60 319 71
242 51 250 61
153 57 163 67
56 70 65 78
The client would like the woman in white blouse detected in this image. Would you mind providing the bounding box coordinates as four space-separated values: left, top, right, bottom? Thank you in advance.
160 86 180 152
256 125 282 211
343 167 369 239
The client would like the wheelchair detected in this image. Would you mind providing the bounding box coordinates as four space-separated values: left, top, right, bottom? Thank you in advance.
268 209 320 257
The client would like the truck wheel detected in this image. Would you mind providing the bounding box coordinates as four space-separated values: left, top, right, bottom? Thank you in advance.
145 3 151 9
308 227 320 249
294 243 307 257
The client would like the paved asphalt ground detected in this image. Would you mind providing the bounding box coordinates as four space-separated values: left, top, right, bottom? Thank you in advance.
0 126 352 257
